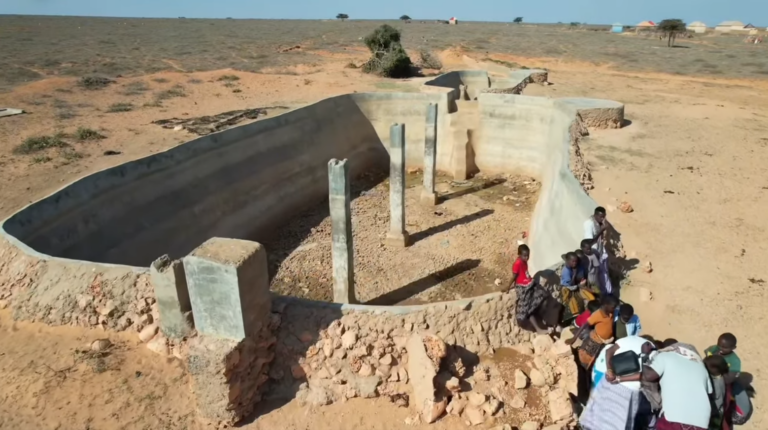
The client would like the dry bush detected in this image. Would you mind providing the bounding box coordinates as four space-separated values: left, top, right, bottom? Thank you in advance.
361 25 413 78
417 49 442 69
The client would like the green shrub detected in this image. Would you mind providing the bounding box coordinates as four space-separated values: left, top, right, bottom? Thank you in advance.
122 81 149 95
155 85 186 100
417 49 443 69
107 102 134 113
361 25 413 78
74 127 105 141
152 77 170 83
78 76 113 90
217 74 240 82
14 133 68 154
364 24 401 52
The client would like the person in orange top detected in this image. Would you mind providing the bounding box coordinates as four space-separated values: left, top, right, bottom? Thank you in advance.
567 294 618 369
510 244 564 334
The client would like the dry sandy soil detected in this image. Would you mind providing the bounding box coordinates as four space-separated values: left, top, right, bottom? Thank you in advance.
1 29 768 429
266 171 539 304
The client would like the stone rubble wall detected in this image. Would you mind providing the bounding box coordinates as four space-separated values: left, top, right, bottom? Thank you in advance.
267 293 578 428
0 237 154 333
187 324 277 427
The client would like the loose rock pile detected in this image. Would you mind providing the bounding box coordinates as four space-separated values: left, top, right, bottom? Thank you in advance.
272 296 577 428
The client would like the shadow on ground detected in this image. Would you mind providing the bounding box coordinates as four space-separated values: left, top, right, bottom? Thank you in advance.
365 258 482 305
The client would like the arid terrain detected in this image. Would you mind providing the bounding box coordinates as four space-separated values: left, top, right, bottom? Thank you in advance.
1 16 768 430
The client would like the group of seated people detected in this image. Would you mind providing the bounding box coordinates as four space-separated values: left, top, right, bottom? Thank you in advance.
508 243 752 430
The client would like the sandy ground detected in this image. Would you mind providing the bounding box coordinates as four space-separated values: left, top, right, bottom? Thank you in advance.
1 49 768 428
266 171 539 304
0 309 551 430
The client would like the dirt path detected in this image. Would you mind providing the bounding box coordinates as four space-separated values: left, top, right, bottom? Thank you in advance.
523 65 768 429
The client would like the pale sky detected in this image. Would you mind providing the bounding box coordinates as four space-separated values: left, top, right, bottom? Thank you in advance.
0 0 763 27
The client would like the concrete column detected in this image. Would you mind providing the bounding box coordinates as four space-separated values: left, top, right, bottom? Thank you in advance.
459 84 468 100
150 255 193 339
328 159 357 304
387 123 410 247
183 238 271 340
421 103 439 206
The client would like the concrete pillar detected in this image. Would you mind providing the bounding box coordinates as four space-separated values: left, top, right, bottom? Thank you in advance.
328 159 357 304
451 128 469 180
421 103 439 206
150 255 193 339
459 84 468 100
387 123 410 247
183 237 271 340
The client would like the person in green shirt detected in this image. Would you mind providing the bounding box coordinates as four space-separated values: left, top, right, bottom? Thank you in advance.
705 332 741 383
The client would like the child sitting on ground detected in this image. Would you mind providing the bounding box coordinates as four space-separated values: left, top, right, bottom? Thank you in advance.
613 303 642 339
705 333 741 384
575 300 601 329
579 239 601 295
560 252 595 323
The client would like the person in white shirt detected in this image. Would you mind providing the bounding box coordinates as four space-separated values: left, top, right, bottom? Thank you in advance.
583 206 613 295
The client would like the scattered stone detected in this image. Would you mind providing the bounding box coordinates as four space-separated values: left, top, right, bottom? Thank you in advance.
359 363 374 376
446 396 467 416
99 300 116 316
146 334 169 356
606 204 617 213
550 340 572 358
138 323 158 342
341 330 358 349
316 367 331 379
529 368 547 387
406 332 448 424
643 261 653 273
533 335 554 355
349 375 380 399
474 366 489 381
543 425 565 430
77 296 92 310
482 397 501 416
514 369 529 389
494 278 502 287
0 300 8 310
513 343 534 355
380 353 394 365
548 388 574 422
510 395 526 409
468 392 487 407
464 405 485 426
90 339 112 352
521 422 541 430
404 414 421 426
619 201 634 213
305 386 332 406
490 425 513 430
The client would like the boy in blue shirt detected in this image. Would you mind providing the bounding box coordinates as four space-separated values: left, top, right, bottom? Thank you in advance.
613 303 642 339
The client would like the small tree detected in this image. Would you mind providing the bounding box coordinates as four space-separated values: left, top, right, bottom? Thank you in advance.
657 19 686 47
336 13 349 21
361 24 412 78
400 15 411 21
513 17 523 23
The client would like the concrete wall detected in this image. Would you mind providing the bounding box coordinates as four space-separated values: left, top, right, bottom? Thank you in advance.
0 68 623 333
423 70 490 100
2 95 388 267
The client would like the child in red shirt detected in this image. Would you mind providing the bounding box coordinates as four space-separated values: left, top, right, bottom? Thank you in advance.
511 245 533 287
574 300 601 328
